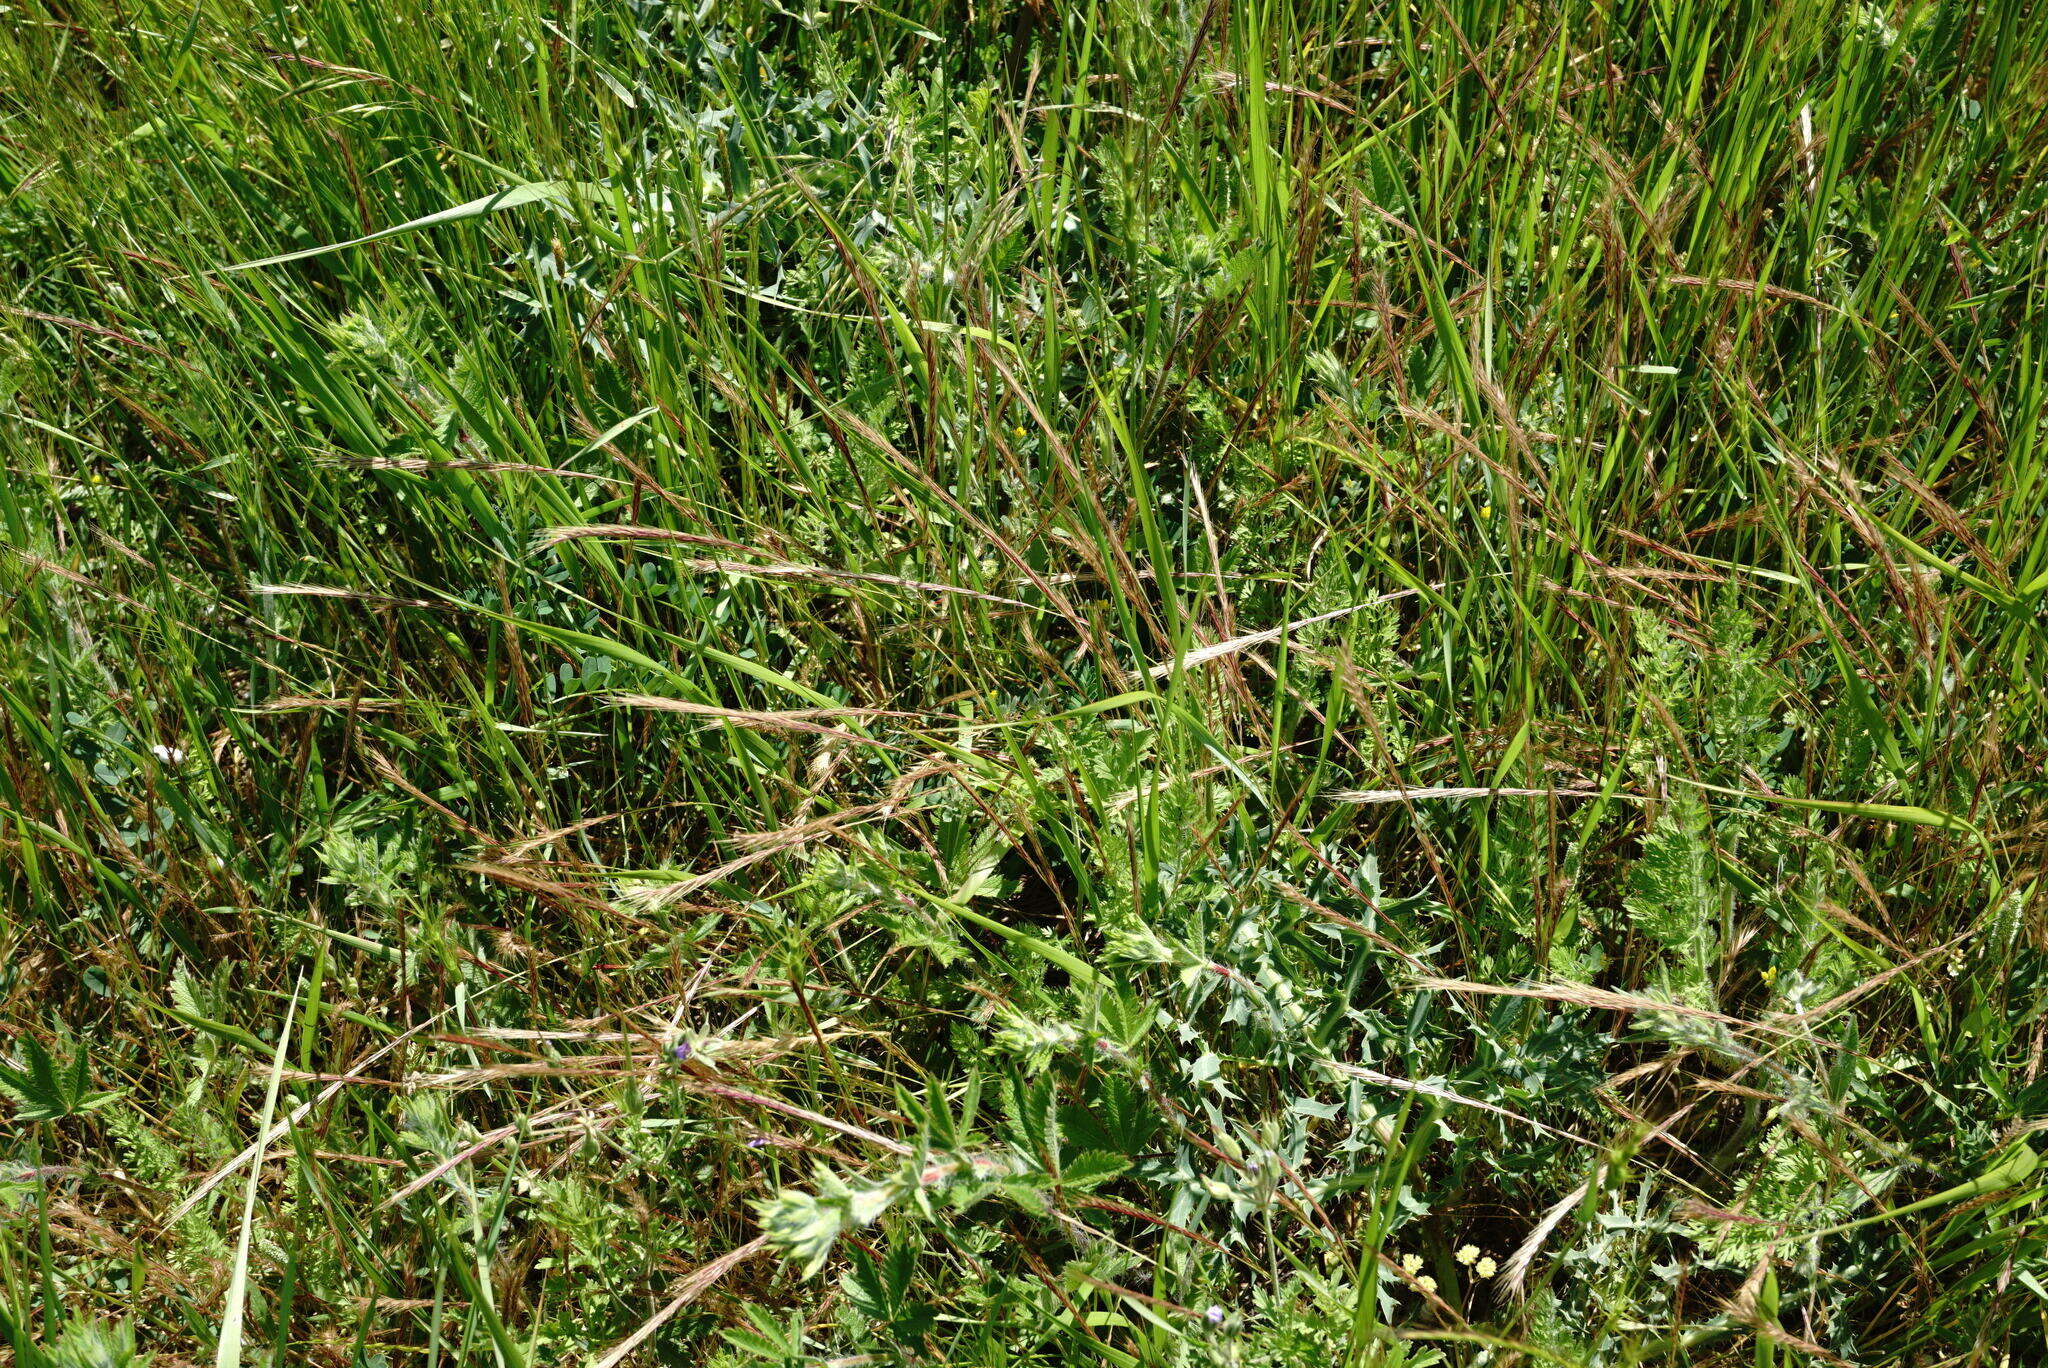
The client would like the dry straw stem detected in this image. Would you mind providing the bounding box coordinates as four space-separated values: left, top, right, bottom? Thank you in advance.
591 1236 773 1368
605 693 924 735
1410 976 1803 1039
164 1013 448 1225
1146 593 1415 679
540 524 1040 609
1323 1061 1598 1148
611 801 901 907
1327 784 1608 805
318 454 630 484
249 581 447 610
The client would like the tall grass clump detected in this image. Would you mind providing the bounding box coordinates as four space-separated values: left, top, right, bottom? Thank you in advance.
3 0 2047 1364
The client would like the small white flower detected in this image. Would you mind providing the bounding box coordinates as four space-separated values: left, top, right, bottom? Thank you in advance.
1204 1305 1225 1325
1476 1256 1498 1279
151 744 186 764
1455 1243 1480 1266
1399 1252 1423 1275
1416 1275 1438 1294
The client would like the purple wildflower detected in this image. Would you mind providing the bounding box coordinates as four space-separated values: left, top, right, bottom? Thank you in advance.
672 1040 692 1063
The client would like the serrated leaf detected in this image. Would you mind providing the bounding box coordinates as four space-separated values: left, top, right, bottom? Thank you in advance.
1059 1150 1132 1188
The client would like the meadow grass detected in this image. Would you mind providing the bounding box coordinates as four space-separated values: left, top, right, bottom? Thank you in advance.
3 0 2048 1363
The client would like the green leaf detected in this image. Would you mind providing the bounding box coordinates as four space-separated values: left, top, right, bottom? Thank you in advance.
1809 1143 2040 1238
0 1038 121 1123
222 181 602 272
217 983 301 1368
1679 777 1978 835
1059 1150 1132 1188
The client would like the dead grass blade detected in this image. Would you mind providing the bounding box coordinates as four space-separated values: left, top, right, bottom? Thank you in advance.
591 1236 772 1368
317 454 629 484
250 582 445 610
165 1013 446 1224
606 694 922 737
1324 1062 1598 1148
1148 593 1414 679
673 556 1039 610
682 1076 910 1155
617 803 896 907
380 1099 616 1207
1327 785 1608 805
531 523 765 554
1410 976 1797 1037
538 527 1040 610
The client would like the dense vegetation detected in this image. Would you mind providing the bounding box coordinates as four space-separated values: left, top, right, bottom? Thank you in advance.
4 0 2048 1363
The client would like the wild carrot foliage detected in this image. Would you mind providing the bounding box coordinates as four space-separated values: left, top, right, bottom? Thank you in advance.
3 0 2048 1364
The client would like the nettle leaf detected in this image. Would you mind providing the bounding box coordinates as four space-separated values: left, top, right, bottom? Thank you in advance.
1087 1074 1161 1154
842 1231 925 1323
1000 1073 1062 1162
1059 1150 1132 1188
873 906 968 965
0 1037 121 1123
882 1236 920 1304
841 1250 896 1321
1092 986 1155 1051
721 1306 806 1366
999 1174 1051 1216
